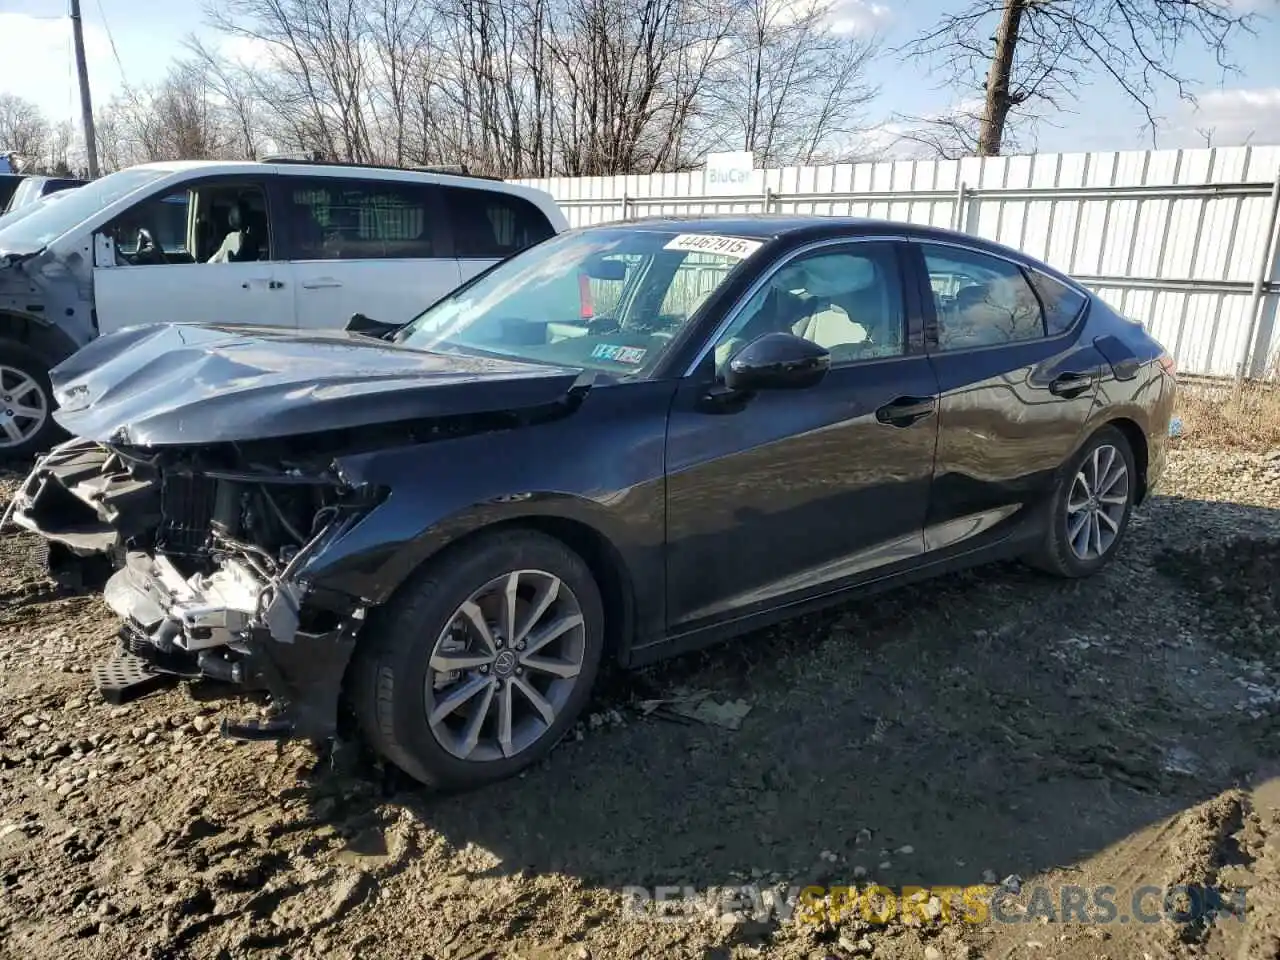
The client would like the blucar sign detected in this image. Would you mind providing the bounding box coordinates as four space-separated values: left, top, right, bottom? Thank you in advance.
705 151 758 196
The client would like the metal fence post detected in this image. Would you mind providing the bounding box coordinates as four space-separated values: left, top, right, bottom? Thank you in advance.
621 191 631 221
1239 170 1280 381
952 181 968 233
763 185 773 214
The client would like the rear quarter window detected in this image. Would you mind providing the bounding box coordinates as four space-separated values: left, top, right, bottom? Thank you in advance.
1028 270 1089 335
445 186 555 259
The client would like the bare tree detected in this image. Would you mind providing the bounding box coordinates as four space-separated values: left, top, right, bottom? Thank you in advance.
206 0 375 161
891 104 1035 159
185 38 271 159
903 0 1259 157
706 0 879 167
0 94 51 171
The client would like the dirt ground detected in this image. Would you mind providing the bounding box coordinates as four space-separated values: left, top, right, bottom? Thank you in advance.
3 437 1280 960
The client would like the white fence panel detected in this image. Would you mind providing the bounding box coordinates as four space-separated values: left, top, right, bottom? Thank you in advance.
513 145 1280 378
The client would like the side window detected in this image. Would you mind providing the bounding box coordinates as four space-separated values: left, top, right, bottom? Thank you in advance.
101 189 193 265
446 187 555 259
194 182 271 264
281 178 436 260
711 244 905 371
922 244 1044 350
1027 269 1088 335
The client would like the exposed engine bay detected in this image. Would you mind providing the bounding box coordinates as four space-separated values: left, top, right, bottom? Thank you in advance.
8 437 382 741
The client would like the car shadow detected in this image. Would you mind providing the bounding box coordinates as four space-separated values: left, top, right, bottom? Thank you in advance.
292 490 1280 936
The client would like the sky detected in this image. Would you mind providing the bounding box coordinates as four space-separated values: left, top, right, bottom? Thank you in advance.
1 0 1278 158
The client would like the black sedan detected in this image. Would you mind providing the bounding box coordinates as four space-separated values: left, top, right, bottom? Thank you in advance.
10 215 1176 790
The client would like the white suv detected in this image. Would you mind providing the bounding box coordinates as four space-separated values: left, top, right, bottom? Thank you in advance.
0 159 568 456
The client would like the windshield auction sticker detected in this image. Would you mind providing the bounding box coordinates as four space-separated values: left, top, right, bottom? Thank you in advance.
663 234 763 259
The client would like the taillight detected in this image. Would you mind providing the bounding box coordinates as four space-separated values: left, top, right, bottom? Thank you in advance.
1158 352 1176 378
578 272 594 321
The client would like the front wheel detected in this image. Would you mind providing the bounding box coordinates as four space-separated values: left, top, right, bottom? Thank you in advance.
1028 425 1137 578
0 339 59 460
350 529 605 790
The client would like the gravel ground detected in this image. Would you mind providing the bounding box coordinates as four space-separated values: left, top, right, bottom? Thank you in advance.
2 438 1280 960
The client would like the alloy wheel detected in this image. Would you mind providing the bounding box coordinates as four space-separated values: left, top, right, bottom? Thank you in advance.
0 365 48 449
1065 443 1130 561
425 568 586 762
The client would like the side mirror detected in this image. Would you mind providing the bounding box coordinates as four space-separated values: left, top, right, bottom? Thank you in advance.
345 312 402 340
724 332 830 392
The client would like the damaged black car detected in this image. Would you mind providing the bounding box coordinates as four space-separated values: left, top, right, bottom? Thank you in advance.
8 216 1176 789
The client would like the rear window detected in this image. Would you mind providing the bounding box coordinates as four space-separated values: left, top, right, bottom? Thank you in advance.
445 186 555 259
281 177 437 260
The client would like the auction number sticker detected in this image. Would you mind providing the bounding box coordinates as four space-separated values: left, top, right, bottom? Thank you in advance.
663 234 763 259
591 343 648 364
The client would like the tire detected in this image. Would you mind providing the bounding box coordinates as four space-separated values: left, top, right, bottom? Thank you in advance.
0 339 60 460
1028 424 1137 578
350 528 606 790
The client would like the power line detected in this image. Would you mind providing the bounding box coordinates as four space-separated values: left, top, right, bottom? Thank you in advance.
91 0 128 89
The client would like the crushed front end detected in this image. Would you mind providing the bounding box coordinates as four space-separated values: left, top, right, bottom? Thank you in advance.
8 437 381 742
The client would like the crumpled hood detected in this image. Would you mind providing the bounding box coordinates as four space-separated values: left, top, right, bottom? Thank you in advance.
50 323 589 446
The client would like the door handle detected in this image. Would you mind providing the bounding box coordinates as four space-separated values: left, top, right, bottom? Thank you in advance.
1048 371 1093 398
875 395 936 427
240 278 273 289
301 278 342 289
268 279 286 290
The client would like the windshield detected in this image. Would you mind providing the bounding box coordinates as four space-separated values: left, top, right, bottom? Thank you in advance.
397 228 763 374
0 168 168 249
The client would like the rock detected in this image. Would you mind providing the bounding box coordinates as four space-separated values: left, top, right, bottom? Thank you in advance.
981 869 998 884
192 716 212 735
20 714 38 728
924 947 943 960
1001 874 1022 894
576 949 591 960
852 865 867 879
896 844 915 855
878 861 891 870
143 732 159 747
855 827 872 845
923 896 943 920
837 936 873 955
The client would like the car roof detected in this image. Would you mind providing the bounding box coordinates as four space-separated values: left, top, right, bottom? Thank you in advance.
123 159 566 226
600 214 1080 285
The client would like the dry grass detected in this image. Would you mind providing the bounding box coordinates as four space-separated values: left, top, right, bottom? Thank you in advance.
1176 378 1280 451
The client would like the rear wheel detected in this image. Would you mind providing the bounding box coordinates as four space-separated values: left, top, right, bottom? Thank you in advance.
0 339 58 460
1029 425 1136 578
351 529 605 790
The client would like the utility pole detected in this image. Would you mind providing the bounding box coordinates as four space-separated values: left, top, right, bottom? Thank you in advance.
69 0 100 178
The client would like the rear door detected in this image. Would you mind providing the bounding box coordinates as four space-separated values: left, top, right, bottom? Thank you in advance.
93 175 293 334
444 185 559 284
909 240 1101 550
276 175 460 330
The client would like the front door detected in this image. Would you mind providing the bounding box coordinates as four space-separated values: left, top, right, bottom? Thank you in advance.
93 177 294 334
664 240 940 635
